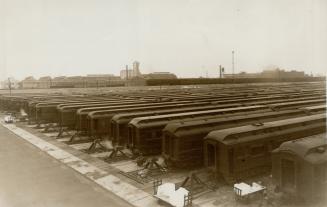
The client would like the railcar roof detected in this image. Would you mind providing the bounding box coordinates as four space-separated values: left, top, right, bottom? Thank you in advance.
204 113 326 144
275 133 327 164
128 105 266 126
270 98 325 107
57 100 142 110
110 104 233 123
163 109 304 135
77 100 195 114
301 104 326 110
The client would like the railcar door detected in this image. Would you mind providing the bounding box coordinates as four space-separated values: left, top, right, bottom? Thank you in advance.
281 159 296 191
205 141 217 171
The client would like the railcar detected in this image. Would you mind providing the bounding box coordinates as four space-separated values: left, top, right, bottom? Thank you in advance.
128 105 269 155
162 106 326 168
84 94 282 139
203 113 326 183
56 100 153 129
86 103 243 140
127 96 325 155
92 94 321 142
75 100 198 133
272 133 327 202
270 99 326 110
80 93 281 135
34 97 134 125
112 105 272 146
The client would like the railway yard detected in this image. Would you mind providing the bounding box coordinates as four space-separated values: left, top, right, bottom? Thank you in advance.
0 82 326 207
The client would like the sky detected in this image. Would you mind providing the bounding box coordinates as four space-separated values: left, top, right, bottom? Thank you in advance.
0 0 326 80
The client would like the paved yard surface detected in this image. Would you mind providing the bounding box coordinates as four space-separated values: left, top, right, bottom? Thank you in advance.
0 124 132 207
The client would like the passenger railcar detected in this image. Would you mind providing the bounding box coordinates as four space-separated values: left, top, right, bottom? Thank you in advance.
56 100 150 129
203 113 326 183
128 105 269 155
163 106 326 168
272 133 327 202
75 100 197 133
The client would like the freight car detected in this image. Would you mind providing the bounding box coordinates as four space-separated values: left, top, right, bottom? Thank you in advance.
203 113 326 183
272 133 327 202
162 106 326 168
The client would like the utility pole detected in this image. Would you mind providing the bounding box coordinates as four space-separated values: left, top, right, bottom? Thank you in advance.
219 65 224 78
125 65 129 87
8 77 12 95
232 50 235 79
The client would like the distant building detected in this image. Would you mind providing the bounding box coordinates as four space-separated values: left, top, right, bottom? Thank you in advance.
86 74 114 78
224 68 307 79
224 72 260 79
21 76 38 89
120 69 134 80
144 72 177 79
38 76 52 88
120 61 142 80
261 69 305 79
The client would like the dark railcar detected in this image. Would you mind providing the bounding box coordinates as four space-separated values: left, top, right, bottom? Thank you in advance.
163 105 326 168
127 97 325 155
128 105 269 155
203 113 326 183
272 133 327 202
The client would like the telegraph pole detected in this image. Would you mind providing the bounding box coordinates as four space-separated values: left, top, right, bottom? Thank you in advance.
232 50 235 79
8 77 12 95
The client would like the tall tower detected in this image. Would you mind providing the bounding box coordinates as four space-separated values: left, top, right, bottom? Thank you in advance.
133 61 140 77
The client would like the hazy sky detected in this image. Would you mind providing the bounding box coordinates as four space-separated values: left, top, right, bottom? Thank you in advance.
0 0 326 80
